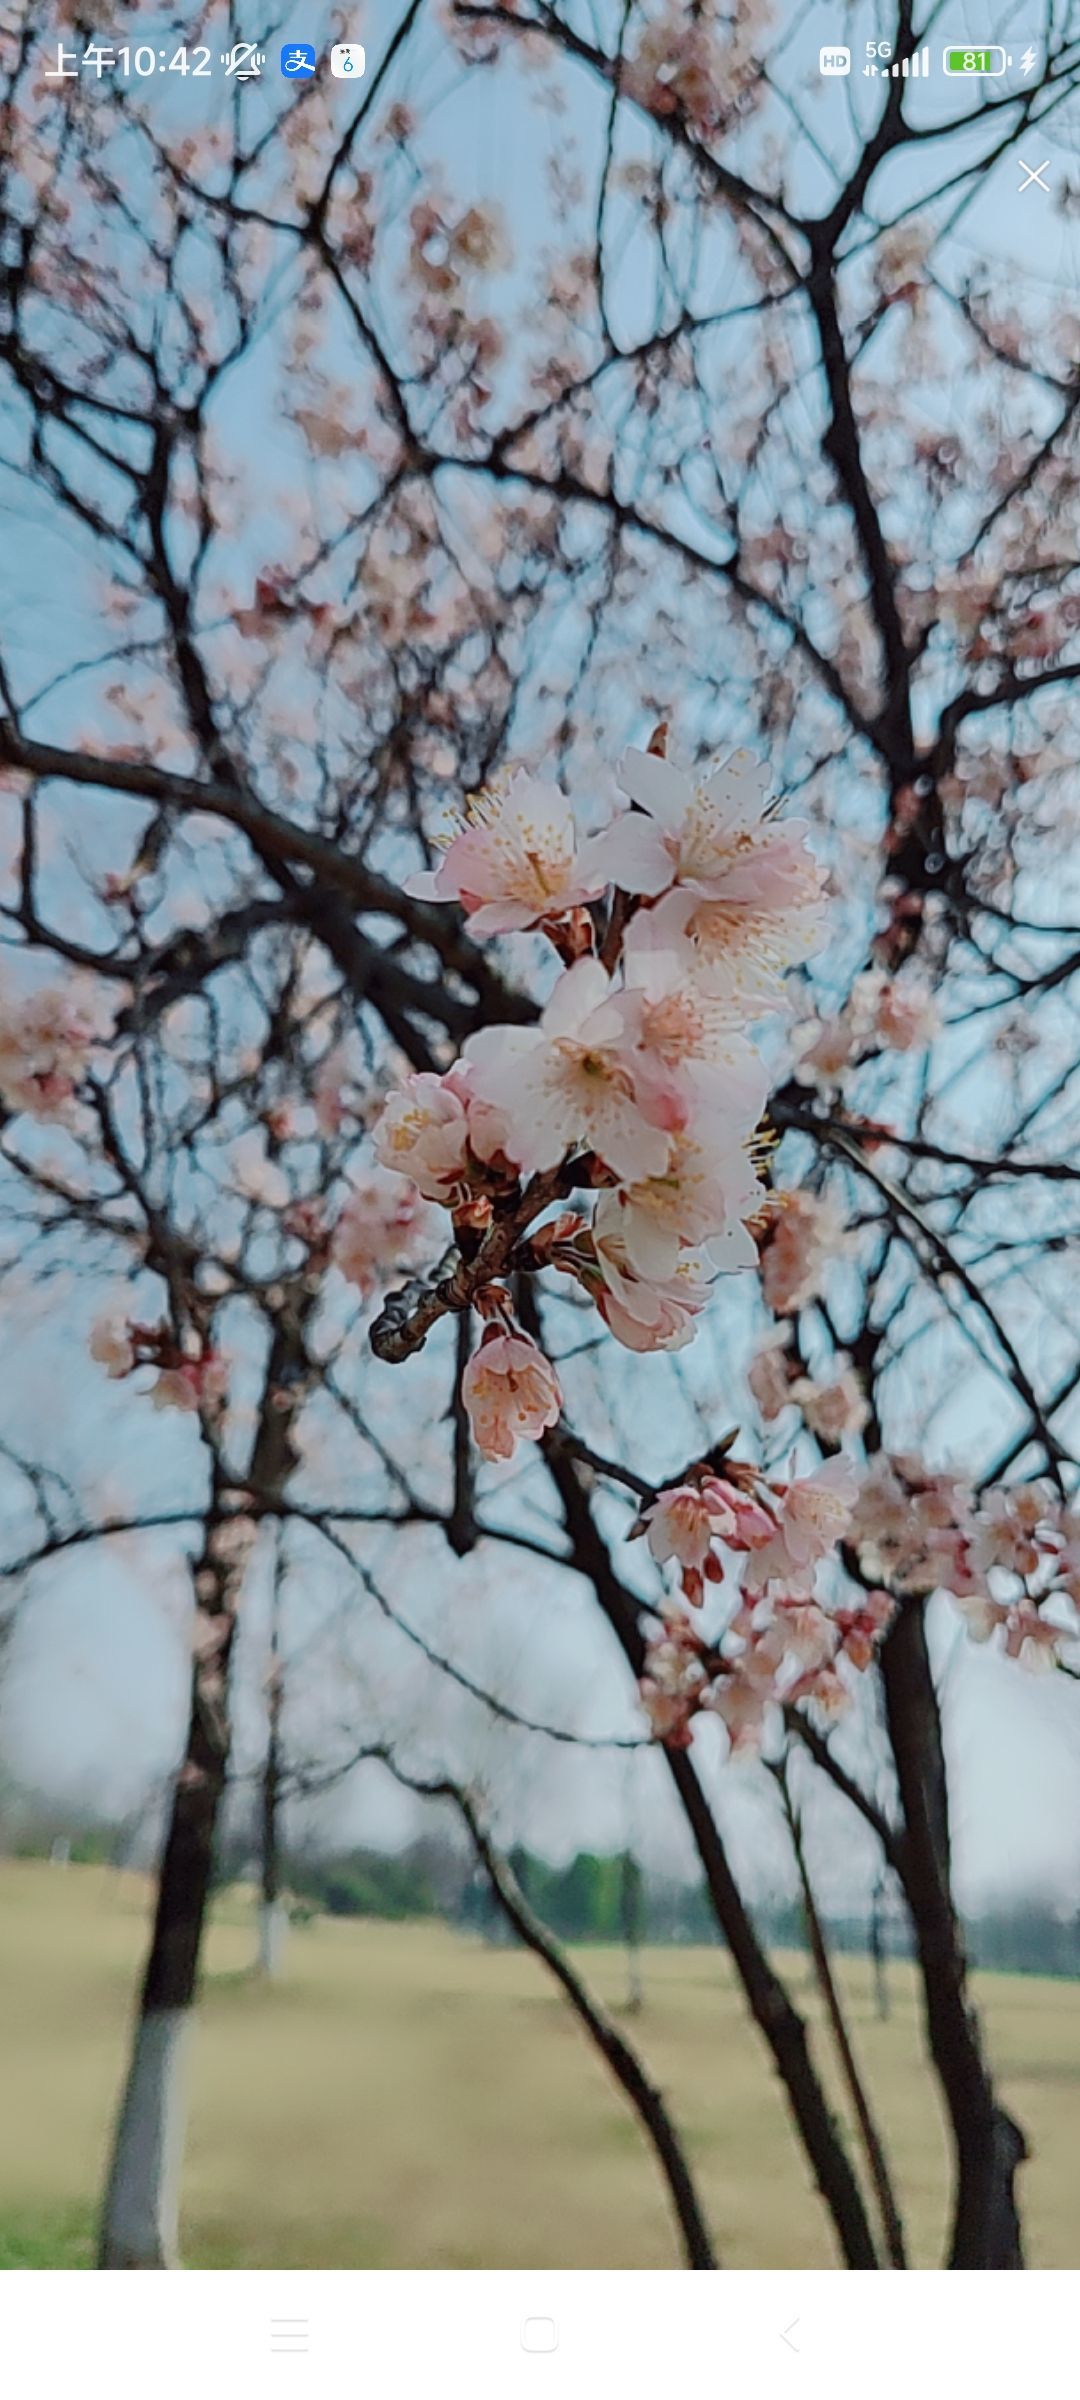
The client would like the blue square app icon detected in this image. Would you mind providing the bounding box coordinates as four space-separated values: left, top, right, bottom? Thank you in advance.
280 42 316 77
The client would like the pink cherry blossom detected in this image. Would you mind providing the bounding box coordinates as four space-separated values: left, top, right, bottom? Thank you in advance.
785 1662 850 1722
374 1070 476 1204
405 770 606 935
650 878 827 1019
951 1591 1010 1644
637 1479 739 1602
622 10 727 132
748 1333 795 1421
461 1328 562 1461
876 974 940 1053
464 957 672 1183
742 1457 859 1595
771 1596 838 1674
702 1478 777 1551
641 1483 726 1571
790 1011 862 1091
585 747 826 997
0 984 98 1122
592 1121 763 1285
705 1670 771 1755
970 1483 1055 1579
851 1455 978 1596
282 1197 327 1251
152 1349 229 1414
590 1219 711 1351
89 1315 136 1378
834 1591 895 1670
614 920 770 1116
1003 1600 1062 1673
312 1047 353 1135
791 1365 871 1442
331 1172 433 1299
590 747 782 897
729 1609 786 1685
760 1188 846 1314
639 1680 697 1745
638 1610 707 1745
793 968 939 1088
1052 1509 1080 1604
635 1472 894 1755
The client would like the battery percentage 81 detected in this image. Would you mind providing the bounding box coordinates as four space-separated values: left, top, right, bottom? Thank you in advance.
943 45 1008 74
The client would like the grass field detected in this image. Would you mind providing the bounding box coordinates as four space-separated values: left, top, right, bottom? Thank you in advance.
1 1859 1078 2269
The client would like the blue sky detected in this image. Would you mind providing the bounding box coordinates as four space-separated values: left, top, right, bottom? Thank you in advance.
2 0 1080 1910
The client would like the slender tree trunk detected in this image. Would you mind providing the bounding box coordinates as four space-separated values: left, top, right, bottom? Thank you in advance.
257 1562 286 1979
99 1506 235 2268
665 1744 878 2267
257 1772 286 1978
777 1765 905 2269
434 1779 718 2270
538 1420 879 2270
882 1600 1027 2268
869 1871 890 2024
621 1849 644 2016
98 1304 311 2269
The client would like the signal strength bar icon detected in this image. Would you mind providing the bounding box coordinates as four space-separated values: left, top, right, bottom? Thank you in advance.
890 46 930 74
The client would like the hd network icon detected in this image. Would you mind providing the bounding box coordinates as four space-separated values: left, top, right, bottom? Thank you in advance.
819 44 851 74
331 42 366 78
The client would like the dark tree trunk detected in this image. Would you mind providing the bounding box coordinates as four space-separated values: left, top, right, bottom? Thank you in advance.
98 1499 237 2268
882 1600 1027 2267
258 1568 286 1978
98 1304 312 2269
621 1848 644 2015
459 1798 717 2269
777 1766 906 2269
869 1872 890 2024
539 1421 879 2270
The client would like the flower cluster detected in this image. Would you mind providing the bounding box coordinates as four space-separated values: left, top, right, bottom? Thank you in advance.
758 1188 846 1316
851 1455 1080 1671
792 966 939 1094
89 1315 228 1415
636 1456 893 1751
620 1 767 141
331 1171 434 1300
640 1449 1080 1753
748 1329 870 1439
375 741 827 1457
0 984 98 1124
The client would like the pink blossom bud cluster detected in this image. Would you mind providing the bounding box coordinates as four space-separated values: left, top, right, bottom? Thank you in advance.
619 4 765 141
373 741 827 1458
637 1457 893 1751
89 1315 228 1415
757 1188 846 1316
851 1456 1080 1671
791 967 939 1094
748 1329 870 1439
0 984 98 1124
330 1171 435 1300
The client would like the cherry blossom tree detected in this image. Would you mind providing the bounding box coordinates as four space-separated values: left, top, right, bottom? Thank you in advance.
2 0 1080 2273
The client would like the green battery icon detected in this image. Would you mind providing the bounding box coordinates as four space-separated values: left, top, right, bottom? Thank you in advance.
943 45 1008 74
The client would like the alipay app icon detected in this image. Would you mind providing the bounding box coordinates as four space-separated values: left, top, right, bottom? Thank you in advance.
281 43 317 77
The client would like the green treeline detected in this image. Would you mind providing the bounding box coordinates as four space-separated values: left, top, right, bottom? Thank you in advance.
7 1820 1080 1980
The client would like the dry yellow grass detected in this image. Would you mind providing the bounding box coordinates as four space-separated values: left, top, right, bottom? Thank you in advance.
0 1859 1077 2268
